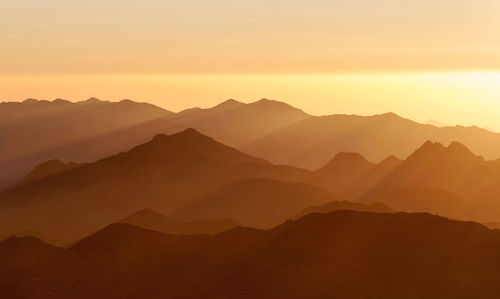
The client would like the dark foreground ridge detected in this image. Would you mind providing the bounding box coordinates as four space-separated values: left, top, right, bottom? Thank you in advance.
2 210 500 299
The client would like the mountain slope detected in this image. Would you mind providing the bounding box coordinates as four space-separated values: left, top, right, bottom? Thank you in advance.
242 112 500 169
308 152 401 200
19 159 82 185
3 211 500 298
363 141 500 221
0 129 307 245
176 178 336 228
167 98 311 147
0 98 173 188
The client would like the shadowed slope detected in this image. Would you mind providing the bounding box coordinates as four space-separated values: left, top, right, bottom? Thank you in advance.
0 98 173 188
3 211 500 298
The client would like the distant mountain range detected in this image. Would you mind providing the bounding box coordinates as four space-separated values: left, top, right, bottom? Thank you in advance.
0 98 173 188
242 111 500 169
4 97 500 189
2 210 500 298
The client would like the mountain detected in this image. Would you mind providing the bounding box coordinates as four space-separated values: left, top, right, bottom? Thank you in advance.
167 98 311 147
0 129 307 245
242 111 500 169
292 200 393 219
119 209 239 235
176 178 335 228
362 141 500 221
3 211 500 298
0 98 309 189
19 159 82 185
0 98 173 188
308 152 401 199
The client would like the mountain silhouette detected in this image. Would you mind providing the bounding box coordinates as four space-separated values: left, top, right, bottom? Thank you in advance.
242 111 500 169
3 211 500 298
119 209 239 235
166 98 310 147
19 159 82 185
0 129 307 245
0 98 173 188
362 141 500 221
309 152 401 199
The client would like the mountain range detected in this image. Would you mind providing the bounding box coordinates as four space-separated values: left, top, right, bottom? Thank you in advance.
4 97 500 189
2 210 500 298
2 124 500 244
0 129 309 245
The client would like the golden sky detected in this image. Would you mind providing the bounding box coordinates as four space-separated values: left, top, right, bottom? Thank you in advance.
1 1 500 129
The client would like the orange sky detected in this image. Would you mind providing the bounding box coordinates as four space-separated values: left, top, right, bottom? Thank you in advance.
2 1 500 130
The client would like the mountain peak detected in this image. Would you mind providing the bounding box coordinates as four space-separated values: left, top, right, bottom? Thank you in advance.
79 97 102 104
23 98 38 103
444 141 481 161
52 98 70 104
408 141 445 159
214 99 244 109
320 152 374 173
20 159 81 185
379 155 402 167
374 112 401 119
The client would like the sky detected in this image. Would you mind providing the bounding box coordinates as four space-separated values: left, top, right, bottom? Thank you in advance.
1 0 500 130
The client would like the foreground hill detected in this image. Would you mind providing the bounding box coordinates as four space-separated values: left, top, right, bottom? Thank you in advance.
0 98 173 188
2 211 500 298
242 112 500 169
119 209 239 235
0 129 308 245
